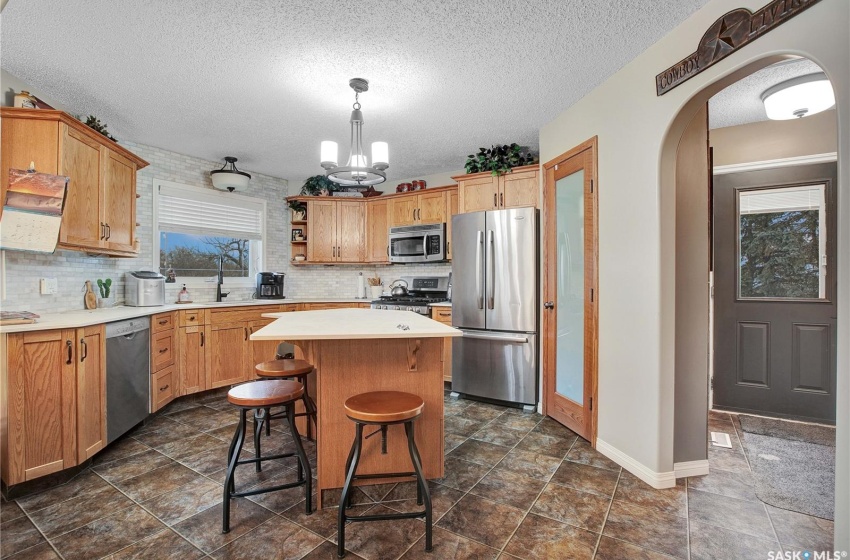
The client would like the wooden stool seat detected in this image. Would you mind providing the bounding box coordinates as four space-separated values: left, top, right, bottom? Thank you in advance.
255 358 313 377
344 391 424 424
227 379 304 408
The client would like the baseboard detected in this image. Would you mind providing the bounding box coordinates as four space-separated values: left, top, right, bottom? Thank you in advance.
673 459 709 478
595 438 676 489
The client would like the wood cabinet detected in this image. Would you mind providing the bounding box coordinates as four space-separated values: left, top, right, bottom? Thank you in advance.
207 323 251 389
306 200 365 263
151 312 177 412
0 108 148 257
455 165 539 213
430 308 454 382
2 326 106 485
388 191 446 227
177 325 208 395
446 189 459 260
249 319 279 377
366 199 390 263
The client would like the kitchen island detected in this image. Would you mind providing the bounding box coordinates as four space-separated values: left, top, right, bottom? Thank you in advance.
251 308 461 508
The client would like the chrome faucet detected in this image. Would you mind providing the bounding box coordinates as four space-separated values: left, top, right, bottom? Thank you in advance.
216 255 230 302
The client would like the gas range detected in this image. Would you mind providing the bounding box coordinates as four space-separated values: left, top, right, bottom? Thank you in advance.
370 276 449 316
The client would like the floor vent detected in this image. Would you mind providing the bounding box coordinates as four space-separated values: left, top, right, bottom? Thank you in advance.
710 431 733 448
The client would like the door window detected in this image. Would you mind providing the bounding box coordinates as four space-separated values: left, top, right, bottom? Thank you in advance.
737 184 826 300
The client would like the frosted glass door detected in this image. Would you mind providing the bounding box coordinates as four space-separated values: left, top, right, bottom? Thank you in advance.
555 170 585 403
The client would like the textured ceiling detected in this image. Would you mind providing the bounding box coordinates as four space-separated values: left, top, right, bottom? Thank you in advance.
2 0 709 183
708 58 827 129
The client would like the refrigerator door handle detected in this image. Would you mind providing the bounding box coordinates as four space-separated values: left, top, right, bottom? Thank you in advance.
461 331 529 344
487 230 495 309
476 230 484 309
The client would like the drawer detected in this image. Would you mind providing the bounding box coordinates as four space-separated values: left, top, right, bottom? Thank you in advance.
151 365 175 412
208 305 286 325
178 309 208 326
431 308 452 324
152 311 176 333
151 329 175 371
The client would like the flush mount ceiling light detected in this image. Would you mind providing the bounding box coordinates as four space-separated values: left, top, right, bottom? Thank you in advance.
761 72 835 120
320 78 389 187
210 156 251 192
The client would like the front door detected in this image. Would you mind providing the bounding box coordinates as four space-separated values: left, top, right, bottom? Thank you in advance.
713 163 837 423
542 138 598 441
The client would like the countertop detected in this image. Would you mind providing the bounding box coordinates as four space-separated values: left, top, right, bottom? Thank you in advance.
0 298 374 334
253 309 462 340
429 302 452 308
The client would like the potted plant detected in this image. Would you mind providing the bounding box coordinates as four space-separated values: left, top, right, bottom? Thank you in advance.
288 175 338 216
96 278 113 308
464 143 535 176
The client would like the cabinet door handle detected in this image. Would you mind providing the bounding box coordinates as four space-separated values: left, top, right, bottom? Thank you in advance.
493 193 497 207
66 340 73 364
105 223 111 240
100 223 106 240
160 384 170 392
500 193 504 207
158 347 168 354
200 331 205 346
543 301 555 309
447 241 450 255
80 338 88 362
244 327 248 341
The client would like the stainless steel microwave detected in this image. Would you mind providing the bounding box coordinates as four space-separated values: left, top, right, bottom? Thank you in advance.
388 223 446 263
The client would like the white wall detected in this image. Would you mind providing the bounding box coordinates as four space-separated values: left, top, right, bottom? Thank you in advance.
539 0 849 546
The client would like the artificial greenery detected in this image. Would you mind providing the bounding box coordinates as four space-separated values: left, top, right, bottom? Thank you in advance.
465 143 535 176
84 115 117 141
96 278 112 299
288 175 338 212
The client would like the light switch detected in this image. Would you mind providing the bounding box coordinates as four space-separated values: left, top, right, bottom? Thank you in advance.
40 277 58 295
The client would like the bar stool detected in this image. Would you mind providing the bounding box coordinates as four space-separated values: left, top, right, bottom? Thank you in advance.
337 391 432 558
222 379 312 533
253 359 317 443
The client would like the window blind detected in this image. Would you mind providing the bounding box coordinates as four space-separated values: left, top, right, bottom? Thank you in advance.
739 184 825 215
157 183 264 240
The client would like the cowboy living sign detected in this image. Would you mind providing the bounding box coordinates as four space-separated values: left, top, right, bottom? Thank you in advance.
656 0 822 96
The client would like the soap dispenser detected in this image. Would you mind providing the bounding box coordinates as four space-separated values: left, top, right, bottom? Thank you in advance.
178 284 190 303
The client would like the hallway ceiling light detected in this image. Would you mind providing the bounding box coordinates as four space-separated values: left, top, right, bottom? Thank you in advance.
761 72 835 120
210 156 251 192
320 78 388 187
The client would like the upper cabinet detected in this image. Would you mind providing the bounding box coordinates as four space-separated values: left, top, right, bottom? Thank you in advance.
454 164 539 214
306 199 365 263
366 198 390 263
1 108 149 257
388 191 446 227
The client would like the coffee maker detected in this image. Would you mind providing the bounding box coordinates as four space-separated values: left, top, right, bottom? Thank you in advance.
256 272 285 299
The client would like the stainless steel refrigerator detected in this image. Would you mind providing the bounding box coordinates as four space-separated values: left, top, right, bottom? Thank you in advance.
451 207 538 405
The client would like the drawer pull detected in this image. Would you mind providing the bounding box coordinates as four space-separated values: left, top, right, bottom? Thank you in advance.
439 312 451 317
158 319 168 325
188 315 196 321
158 347 168 354
160 384 170 392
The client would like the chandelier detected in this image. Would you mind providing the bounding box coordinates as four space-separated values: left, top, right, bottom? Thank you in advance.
320 78 389 187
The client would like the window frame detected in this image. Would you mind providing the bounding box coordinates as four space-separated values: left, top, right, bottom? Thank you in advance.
152 179 266 289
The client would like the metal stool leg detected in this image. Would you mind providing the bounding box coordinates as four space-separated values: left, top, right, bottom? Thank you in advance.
338 422 364 558
302 374 315 440
222 409 247 533
253 409 264 472
405 421 432 552
265 406 272 436
286 403 313 515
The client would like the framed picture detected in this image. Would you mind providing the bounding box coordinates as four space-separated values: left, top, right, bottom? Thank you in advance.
291 228 304 241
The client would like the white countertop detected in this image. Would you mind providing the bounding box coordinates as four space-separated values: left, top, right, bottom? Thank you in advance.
429 302 452 308
0 298 374 334
252 309 462 340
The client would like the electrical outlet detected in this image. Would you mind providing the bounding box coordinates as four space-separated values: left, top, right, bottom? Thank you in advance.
40 277 58 295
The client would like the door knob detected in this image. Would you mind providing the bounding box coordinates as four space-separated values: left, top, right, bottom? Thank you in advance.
543 301 554 309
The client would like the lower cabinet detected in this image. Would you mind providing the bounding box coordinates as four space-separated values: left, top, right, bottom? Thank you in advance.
207 323 251 389
152 365 176 412
2 326 106 485
430 308 453 383
249 318 279 377
177 325 208 395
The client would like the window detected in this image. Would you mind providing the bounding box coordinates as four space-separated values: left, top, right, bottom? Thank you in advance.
153 180 266 286
737 184 826 299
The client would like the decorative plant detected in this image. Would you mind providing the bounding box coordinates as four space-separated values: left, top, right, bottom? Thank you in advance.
84 115 117 141
465 143 535 176
288 175 338 212
96 278 112 299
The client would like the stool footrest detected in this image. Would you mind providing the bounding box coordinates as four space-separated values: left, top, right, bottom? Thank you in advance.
350 471 416 481
229 478 306 499
235 451 298 465
347 510 426 523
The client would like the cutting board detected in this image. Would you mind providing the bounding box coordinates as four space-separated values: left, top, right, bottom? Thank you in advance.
84 280 97 310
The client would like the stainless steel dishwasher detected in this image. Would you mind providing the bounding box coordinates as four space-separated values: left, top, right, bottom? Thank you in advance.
106 317 151 443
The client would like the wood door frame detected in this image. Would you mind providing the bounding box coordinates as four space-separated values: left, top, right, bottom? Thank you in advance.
542 136 599 445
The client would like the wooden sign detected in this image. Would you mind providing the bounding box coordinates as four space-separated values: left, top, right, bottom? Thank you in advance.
656 0 822 96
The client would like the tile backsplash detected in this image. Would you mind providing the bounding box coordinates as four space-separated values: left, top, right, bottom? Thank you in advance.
1 142 451 314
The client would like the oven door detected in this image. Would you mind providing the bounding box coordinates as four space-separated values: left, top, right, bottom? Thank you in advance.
389 229 445 263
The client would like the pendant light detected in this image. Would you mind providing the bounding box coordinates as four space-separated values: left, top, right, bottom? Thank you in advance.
210 156 251 192
761 72 835 120
320 78 389 187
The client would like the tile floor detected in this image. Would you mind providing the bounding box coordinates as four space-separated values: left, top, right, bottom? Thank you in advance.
0 391 835 560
